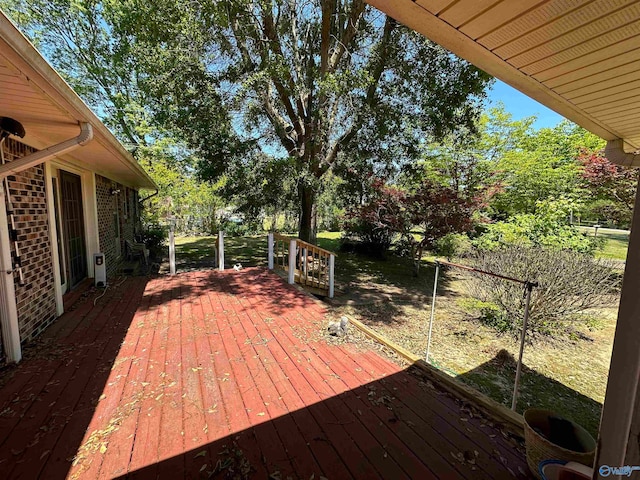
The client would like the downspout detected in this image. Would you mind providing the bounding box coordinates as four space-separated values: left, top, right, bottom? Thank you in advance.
140 189 159 204
0 122 93 178
604 139 640 167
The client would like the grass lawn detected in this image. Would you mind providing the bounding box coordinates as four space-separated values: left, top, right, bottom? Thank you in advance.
174 231 618 438
580 226 630 261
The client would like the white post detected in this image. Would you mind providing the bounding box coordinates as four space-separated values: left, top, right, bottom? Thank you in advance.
512 282 534 411
328 254 335 298
425 261 439 363
288 239 296 284
0 185 21 363
168 227 176 276
597 177 640 473
268 232 274 270
218 231 224 271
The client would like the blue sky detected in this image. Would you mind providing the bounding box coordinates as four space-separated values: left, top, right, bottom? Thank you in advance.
487 80 565 130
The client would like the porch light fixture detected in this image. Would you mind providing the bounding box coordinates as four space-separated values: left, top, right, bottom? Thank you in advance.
0 117 26 140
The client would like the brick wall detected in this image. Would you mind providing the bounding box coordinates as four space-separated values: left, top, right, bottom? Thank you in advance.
96 175 137 277
3 138 57 343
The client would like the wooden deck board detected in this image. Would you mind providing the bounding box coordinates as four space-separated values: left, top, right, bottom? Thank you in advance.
0 268 531 479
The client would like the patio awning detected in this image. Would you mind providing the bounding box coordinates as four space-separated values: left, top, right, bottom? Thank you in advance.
368 0 640 163
0 13 156 190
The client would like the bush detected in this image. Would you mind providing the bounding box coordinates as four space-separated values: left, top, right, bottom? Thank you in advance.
139 224 168 260
342 181 404 259
434 233 473 258
475 199 600 254
465 246 618 340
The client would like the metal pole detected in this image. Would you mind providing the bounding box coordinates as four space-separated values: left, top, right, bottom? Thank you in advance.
512 282 534 411
425 260 440 363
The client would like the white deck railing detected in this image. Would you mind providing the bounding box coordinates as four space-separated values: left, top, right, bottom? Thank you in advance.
268 233 335 298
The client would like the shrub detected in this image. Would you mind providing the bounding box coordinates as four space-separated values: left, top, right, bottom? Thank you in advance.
139 224 168 260
465 246 618 340
434 233 473 259
475 199 599 254
342 180 405 259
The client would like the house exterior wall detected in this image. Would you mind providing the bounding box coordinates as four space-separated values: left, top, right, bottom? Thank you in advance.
96 174 137 278
0 139 143 354
3 138 57 343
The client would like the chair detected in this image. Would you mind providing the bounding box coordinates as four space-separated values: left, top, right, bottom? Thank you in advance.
125 239 149 265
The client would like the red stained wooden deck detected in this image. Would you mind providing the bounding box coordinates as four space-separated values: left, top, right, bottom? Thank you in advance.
0 268 531 479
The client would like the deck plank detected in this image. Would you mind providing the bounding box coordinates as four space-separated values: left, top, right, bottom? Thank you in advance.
0 268 532 480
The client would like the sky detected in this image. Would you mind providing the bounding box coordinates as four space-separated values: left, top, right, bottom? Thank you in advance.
487 80 565 130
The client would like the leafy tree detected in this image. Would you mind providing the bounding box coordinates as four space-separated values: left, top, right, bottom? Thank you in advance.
221 153 299 228
0 0 146 147
110 0 493 242
343 178 479 272
475 199 599 254
1 0 235 234
342 179 405 258
399 180 478 275
579 149 637 226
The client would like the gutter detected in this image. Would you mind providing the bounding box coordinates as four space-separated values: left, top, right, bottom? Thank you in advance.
0 122 93 178
605 139 640 167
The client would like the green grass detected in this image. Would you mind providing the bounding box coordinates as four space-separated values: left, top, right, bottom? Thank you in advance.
175 234 268 268
579 226 629 261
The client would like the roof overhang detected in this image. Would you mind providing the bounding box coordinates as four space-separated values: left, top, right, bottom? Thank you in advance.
0 12 156 190
367 0 640 162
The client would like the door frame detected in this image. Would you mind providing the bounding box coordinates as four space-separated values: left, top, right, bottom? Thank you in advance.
46 161 99 315
59 170 87 288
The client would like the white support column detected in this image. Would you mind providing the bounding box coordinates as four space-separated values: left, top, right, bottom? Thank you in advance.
82 171 99 278
168 228 176 276
288 239 296 284
0 185 21 363
268 233 274 270
597 176 640 477
328 254 335 298
218 231 224 271
44 163 63 316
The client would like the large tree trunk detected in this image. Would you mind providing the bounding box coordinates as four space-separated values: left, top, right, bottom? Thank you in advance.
298 184 317 243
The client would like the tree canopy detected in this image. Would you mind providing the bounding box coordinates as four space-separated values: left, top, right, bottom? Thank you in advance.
3 0 493 241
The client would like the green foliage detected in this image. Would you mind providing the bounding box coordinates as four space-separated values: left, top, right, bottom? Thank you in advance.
138 224 167 260
458 298 511 333
475 199 599 254
342 180 404 258
107 0 494 240
434 233 473 258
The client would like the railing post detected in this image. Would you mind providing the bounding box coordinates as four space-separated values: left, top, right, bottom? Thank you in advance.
218 231 224 271
268 232 274 270
288 239 296 284
425 260 439 363
328 254 335 298
302 247 307 278
169 223 176 276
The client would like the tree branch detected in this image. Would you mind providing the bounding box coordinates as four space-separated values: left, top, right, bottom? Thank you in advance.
320 0 334 75
329 0 365 71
